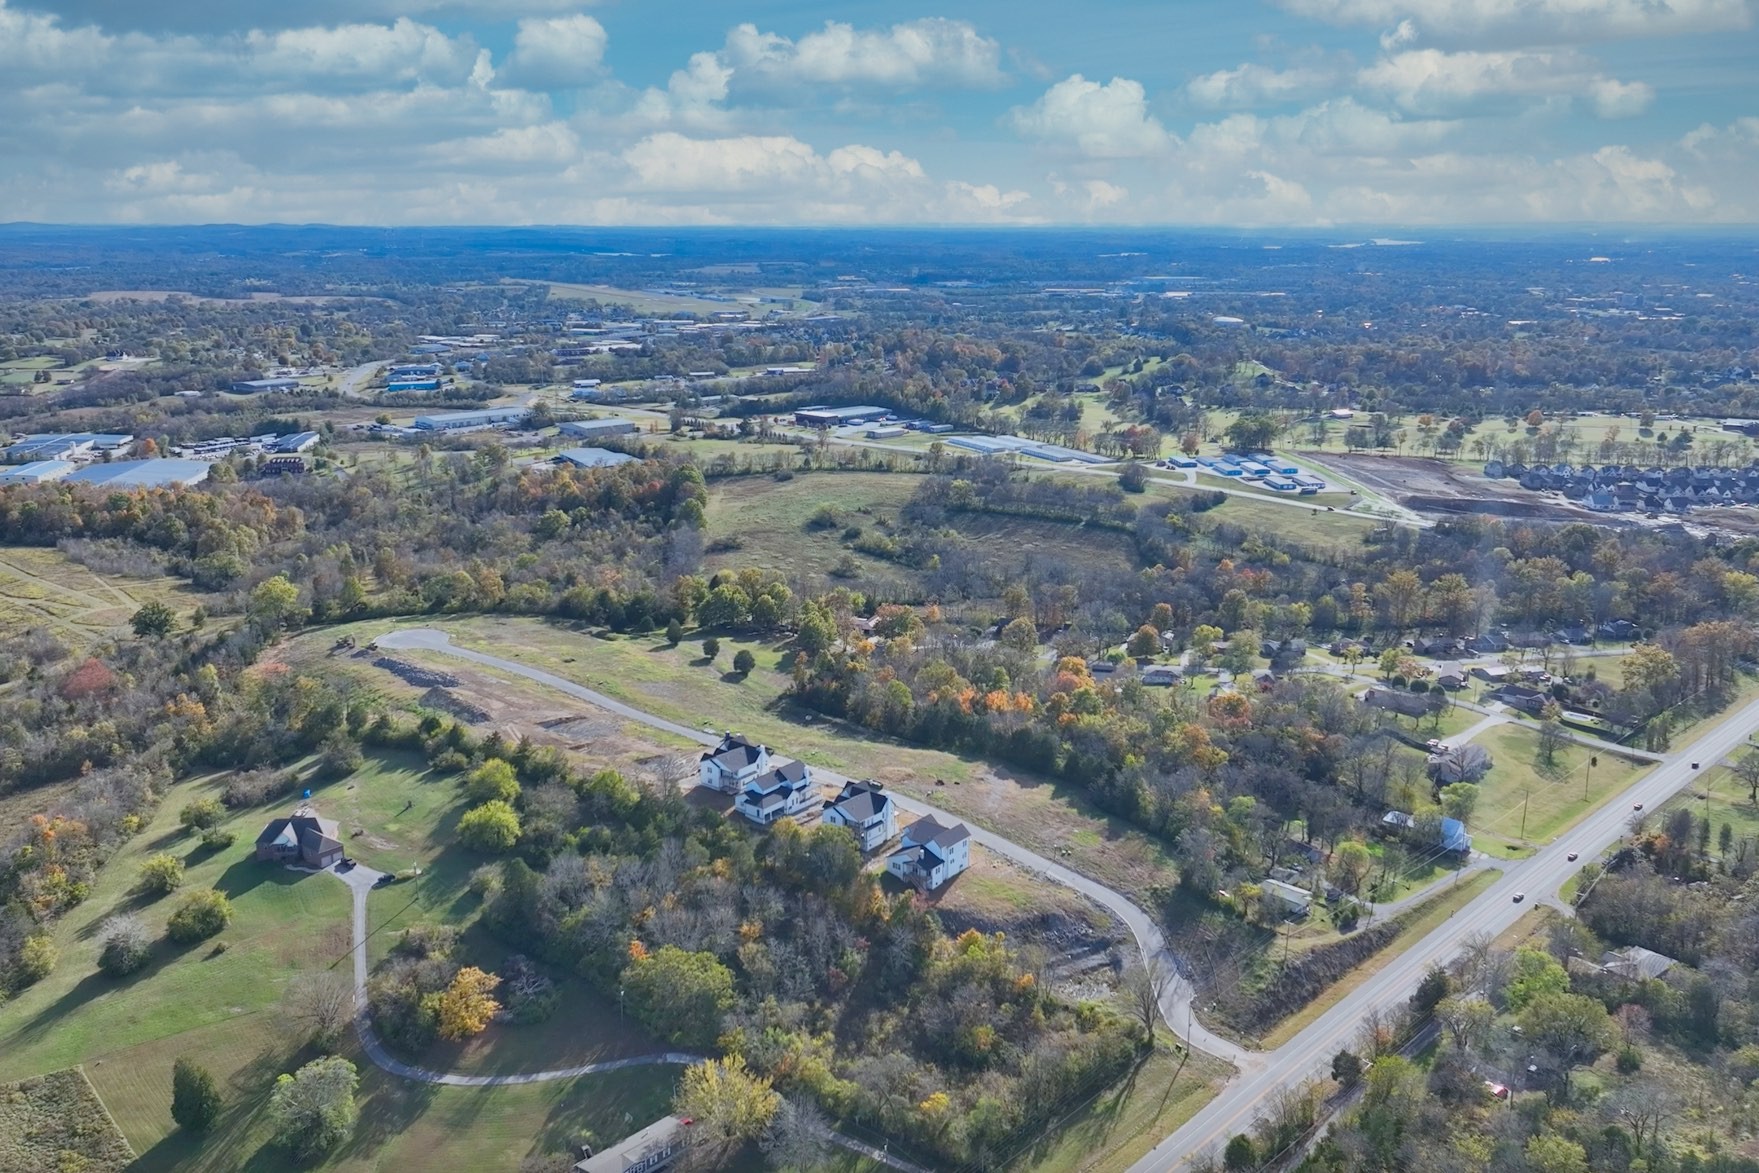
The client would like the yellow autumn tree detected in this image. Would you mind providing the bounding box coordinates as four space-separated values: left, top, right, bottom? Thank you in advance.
424 967 501 1040
674 1055 779 1159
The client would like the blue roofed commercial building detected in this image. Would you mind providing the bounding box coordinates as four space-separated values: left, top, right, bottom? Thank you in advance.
413 407 528 432
386 378 442 393
65 459 210 488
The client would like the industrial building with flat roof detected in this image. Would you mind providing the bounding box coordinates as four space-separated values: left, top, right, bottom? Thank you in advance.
231 378 301 393
413 408 527 431
0 460 76 485
946 434 1110 465
2 433 135 463
65 459 210 488
557 447 638 469
559 418 639 441
795 405 890 427
386 378 441 393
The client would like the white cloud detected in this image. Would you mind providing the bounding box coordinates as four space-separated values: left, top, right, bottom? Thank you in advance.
1278 0 1754 46
1360 48 1652 117
501 14 607 90
1011 74 1173 158
18 0 595 34
720 18 1003 90
1187 62 1340 107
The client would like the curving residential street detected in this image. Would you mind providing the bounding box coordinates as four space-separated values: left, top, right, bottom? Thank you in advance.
372 626 1255 1067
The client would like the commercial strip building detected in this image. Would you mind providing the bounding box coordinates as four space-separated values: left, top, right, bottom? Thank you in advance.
412 407 528 432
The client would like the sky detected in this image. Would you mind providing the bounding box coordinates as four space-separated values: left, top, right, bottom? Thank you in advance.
2 0 1757 226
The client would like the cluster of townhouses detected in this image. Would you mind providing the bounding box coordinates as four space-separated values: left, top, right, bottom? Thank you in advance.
696 733 971 890
1486 460 1759 513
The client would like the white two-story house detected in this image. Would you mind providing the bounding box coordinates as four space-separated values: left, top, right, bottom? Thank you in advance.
699 732 769 793
822 781 897 852
734 760 816 825
885 815 972 890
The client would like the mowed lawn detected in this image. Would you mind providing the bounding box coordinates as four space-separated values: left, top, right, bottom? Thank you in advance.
0 758 683 1170
355 614 1182 907
1470 723 1649 848
0 773 353 1087
104 1015 678 1173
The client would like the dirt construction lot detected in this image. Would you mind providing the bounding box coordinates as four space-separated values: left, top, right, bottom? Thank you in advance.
1313 453 1614 523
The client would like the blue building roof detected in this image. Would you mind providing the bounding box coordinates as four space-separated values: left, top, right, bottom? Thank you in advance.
1439 817 1472 853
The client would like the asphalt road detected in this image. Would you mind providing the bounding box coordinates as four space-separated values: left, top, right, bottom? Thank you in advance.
1128 684 1759 1171
373 626 1253 1065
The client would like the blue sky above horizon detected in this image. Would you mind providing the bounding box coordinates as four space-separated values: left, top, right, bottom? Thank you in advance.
3 0 1756 226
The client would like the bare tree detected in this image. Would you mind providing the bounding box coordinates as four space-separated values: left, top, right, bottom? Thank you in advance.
760 1097 833 1172
1122 955 1177 1041
285 970 357 1047
1731 750 1759 805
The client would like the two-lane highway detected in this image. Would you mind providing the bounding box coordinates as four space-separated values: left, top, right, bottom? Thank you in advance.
1130 686 1759 1171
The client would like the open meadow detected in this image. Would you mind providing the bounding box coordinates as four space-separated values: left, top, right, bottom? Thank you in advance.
0 545 203 651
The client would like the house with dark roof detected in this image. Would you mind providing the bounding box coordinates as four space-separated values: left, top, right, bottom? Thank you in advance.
698 732 769 793
886 816 972 890
822 781 897 851
1602 945 1679 981
1363 687 1435 718
255 807 343 869
733 761 815 825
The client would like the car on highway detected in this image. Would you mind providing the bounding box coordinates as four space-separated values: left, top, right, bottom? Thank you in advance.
1692 762 1700 769
1566 851 1579 861
1633 802 1644 811
1512 892 1525 903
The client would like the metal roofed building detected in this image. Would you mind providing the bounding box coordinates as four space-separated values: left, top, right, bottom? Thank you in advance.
3 432 135 463
557 447 637 469
794 405 889 427
0 460 77 484
272 432 321 454
575 1115 688 1173
231 378 301 393
413 407 527 431
65 459 211 488
559 418 639 441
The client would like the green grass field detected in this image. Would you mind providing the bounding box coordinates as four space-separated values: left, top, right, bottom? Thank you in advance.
1470 723 1649 849
1012 1042 1229 1173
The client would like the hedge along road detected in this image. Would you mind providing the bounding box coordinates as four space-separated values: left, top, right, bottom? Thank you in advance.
372 626 1256 1069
